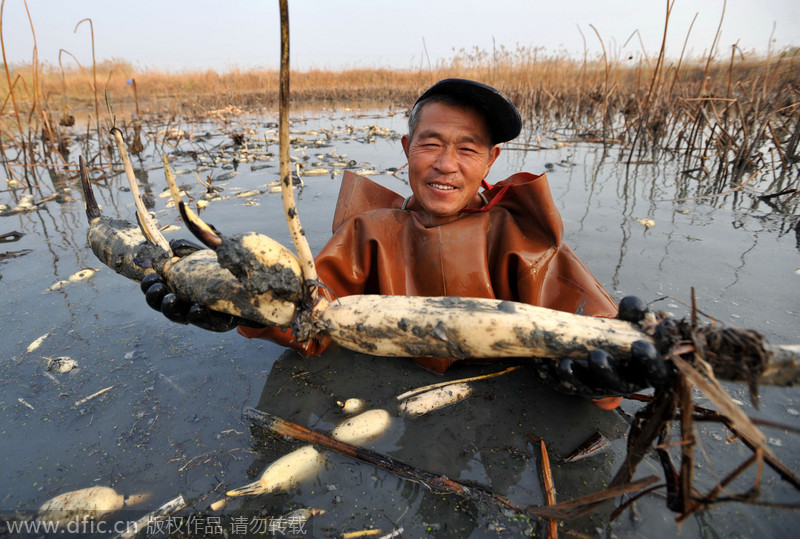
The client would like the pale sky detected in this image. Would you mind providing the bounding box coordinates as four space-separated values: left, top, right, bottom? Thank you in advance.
2 1 798 72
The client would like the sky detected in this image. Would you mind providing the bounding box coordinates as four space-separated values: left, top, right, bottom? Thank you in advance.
2 0 798 72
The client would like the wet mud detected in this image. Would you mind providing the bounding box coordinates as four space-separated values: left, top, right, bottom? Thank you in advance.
215 233 303 301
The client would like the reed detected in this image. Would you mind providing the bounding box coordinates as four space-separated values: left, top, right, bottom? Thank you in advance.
7 53 796 118
2 8 798 205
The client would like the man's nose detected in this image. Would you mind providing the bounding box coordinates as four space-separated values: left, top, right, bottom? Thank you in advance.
433 145 458 173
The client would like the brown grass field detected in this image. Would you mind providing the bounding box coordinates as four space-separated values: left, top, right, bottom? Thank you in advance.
2 42 799 193
5 49 798 122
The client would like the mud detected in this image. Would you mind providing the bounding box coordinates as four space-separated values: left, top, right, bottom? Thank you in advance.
215 233 303 301
164 250 296 326
87 216 165 282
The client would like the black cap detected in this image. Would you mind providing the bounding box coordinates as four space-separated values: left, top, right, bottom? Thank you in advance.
413 78 522 144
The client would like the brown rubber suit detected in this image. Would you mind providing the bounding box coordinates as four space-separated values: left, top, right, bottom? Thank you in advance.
240 170 619 402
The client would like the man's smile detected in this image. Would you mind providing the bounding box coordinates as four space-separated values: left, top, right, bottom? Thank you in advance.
429 183 457 191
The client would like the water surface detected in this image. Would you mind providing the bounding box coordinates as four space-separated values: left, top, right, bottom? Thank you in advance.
1 109 798 537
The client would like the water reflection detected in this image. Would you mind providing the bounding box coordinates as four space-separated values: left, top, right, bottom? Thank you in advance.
242 347 629 536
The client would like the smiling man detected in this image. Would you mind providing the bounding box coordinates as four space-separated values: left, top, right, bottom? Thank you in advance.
307 79 617 370
145 79 667 407
401 94 501 223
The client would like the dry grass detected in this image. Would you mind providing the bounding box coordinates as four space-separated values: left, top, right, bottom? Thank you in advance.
2 39 799 196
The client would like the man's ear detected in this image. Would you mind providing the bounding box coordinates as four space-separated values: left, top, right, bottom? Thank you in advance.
489 144 501 164
401 134 410 159
485 144 501 173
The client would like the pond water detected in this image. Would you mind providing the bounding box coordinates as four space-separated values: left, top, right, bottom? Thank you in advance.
1 108 799 538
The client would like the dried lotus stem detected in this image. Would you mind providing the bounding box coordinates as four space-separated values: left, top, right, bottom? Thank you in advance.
540 439 558 538
161 153 183 209
105 92 171 254
278 0 318 297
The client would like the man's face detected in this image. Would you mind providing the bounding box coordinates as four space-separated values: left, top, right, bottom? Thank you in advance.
401 101 501 219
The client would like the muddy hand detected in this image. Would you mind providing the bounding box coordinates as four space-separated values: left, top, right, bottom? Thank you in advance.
141 238 250 332
141 272 244 331
534 296 673 398
551 341 670 397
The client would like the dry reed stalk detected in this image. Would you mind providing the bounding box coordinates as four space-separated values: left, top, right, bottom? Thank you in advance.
683 0 727 162
724 44 741 129
667 351 792 522
626 0 673 164
21 3 39 124
764 121 786 169
539 439 558 538
761 23 777 104
676 451 760 521
74 18 102 166
158 90 182 153
661 15 697 150
526 476 660 521
15 57 797 163
130 78 139 117
57 49 95 103
678 356 695 513
21 3 64 167
588 25 610 143
0 13 795 199
74 384 114 406
0 0 30 187
340 530 381 539
701 0 727 95
784 115 800 163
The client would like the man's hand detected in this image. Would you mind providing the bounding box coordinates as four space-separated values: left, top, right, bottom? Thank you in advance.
549 340 671 398
533 296 674 400
141 272 242 332
139 238 255 332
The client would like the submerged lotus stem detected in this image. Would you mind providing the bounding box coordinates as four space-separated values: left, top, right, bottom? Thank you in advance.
399 383 473 418
278 0 319 299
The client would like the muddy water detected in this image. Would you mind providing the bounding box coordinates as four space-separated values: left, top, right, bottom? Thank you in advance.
1 109 798 538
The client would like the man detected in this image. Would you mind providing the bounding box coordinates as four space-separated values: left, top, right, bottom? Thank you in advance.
144 79 666 408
